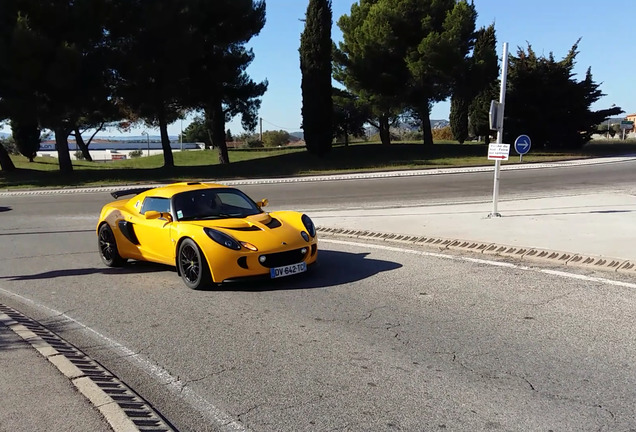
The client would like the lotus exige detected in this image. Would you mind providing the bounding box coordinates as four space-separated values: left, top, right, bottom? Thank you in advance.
97 182 318 289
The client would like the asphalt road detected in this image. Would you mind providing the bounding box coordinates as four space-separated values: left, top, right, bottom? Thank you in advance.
1 161 636 431
235 158 636 210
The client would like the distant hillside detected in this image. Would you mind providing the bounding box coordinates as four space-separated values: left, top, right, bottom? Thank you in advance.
289 119 448 140
365 119 449 135
431 119 449 129
93 135 177 142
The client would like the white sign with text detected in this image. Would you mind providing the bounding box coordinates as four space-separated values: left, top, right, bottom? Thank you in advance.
487 143 510 161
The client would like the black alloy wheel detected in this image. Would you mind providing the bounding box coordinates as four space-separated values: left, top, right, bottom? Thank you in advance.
178 238 212 290
98 224 126 267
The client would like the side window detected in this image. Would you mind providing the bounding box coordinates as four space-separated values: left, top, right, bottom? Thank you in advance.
140 197 171 215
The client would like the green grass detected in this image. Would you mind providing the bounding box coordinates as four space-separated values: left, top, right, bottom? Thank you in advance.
2 140 635 190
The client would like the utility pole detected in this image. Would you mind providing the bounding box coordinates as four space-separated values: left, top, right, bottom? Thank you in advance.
259 117 263 142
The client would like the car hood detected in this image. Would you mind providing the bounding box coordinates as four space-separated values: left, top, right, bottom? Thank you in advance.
181 212 309 249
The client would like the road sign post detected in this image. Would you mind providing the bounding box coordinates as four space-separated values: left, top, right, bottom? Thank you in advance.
489 42 509 218
514 134 531 162
620 121 634 140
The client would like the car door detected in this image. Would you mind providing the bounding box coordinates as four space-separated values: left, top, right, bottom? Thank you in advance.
133 196 176 264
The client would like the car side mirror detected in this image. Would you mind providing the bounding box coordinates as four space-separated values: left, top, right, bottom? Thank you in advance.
257 199 268 208
145 211 173 222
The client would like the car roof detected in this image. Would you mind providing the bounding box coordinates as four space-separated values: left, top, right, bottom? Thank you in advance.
138 182 228 199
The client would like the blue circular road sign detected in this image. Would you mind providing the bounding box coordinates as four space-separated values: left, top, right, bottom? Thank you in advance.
514 135 531 155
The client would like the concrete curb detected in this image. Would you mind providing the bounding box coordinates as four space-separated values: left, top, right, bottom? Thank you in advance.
0 315 139 432
317 227 636 276
0 307 175 432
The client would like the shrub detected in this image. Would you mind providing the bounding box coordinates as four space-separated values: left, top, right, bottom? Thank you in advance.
432 126 454 141
245 139 264 148
401 130 423 141
262 130 290 147
129 150 143 158
0 137 19 155
74 151 85 160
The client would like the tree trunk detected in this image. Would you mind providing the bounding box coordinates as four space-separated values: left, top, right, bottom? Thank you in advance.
55 128 73 173
379 115 391 145
158 114 174 168
421 110 434 146
74 127 93 162
204 114 213 149
209 101 229 164
0 144 16 171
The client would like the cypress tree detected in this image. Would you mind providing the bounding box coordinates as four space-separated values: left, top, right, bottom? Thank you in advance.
453 24 498 144
300 0 333 155
450 97 469 144
468 25 498 144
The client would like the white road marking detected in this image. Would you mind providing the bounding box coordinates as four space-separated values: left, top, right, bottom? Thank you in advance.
2 237 634 430
322 238 636 289
0 288 249 432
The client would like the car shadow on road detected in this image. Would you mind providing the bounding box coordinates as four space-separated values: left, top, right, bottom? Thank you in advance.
216 249 403 292
0 251 401 289
0 261 168 281
0 206 11 213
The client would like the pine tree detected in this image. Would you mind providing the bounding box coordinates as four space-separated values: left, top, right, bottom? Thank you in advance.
334 0 406 146
0 141 15 171
11 118 40 162
506 40 622 150
182 0 267 164
300 0 333 155
336 0 477 146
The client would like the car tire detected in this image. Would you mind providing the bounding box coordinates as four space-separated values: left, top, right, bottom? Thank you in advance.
178 238 212 290
98 223 126 267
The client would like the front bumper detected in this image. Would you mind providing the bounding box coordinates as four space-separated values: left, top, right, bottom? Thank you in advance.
203 241 318 283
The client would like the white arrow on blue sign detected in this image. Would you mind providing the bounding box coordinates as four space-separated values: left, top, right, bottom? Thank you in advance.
514 135 531 155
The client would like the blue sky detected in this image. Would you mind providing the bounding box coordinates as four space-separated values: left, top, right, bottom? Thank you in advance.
2 0 633 138
220 0 634 136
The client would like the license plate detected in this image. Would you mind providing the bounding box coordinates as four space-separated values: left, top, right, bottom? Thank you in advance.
270 262 307 279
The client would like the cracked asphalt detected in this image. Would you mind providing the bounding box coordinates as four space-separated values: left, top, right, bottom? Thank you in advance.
1 161 636 431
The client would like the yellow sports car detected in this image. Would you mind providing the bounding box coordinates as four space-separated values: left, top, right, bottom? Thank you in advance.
97 182 318 289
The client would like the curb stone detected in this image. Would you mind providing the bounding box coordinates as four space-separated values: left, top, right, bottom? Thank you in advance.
0 305 176 432
317 227 636 276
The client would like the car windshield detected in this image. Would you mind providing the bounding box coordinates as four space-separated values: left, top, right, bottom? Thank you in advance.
173 188 262 221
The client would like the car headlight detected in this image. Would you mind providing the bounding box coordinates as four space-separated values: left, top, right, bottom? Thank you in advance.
301 214 316 238
301 231 310 242
204 228 241 250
